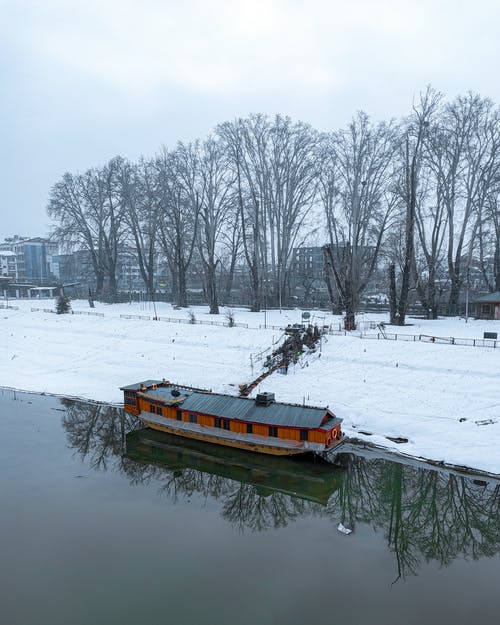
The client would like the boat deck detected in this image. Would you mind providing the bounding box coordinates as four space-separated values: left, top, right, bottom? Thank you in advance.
139 411 330 454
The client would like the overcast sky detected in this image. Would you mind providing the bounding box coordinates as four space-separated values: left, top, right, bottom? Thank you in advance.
1 0 499 239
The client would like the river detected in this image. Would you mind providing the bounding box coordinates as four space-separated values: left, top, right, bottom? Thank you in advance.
1 388 499 625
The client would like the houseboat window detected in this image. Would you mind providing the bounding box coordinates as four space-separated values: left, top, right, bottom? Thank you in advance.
189 413 197 423
222 419 230 430
300 429 308 441
269 426 278 437
247 423 253 434
176 410 182 420
214 417 221 428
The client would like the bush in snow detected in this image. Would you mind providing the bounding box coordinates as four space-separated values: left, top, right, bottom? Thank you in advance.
55 295 71 315
188 310 196 324
225 308 235 327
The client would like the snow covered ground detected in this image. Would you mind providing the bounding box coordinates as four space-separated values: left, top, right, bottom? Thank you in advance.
1 298 499 475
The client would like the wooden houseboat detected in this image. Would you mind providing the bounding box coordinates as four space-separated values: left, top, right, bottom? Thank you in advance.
121 379 344 457
125 428 343 504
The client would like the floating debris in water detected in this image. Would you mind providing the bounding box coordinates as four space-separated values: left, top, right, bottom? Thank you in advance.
337 523 352 535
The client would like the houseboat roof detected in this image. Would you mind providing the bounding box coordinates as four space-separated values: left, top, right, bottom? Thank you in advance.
121 380 340 430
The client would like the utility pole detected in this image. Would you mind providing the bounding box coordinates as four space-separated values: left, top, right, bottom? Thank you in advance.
465 268 470 323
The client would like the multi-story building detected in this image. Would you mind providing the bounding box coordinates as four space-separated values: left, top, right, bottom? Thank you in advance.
290 243 382 308
0 250 17 278
0 236 60 284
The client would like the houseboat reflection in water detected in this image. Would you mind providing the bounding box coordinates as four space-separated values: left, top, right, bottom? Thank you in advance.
124 427 343 505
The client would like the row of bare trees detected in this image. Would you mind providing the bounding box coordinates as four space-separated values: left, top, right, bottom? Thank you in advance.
48 88 499 324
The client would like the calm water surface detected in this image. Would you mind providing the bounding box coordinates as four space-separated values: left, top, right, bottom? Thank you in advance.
1 389 499 625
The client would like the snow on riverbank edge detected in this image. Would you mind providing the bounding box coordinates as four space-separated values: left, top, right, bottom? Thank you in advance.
1 299 499 475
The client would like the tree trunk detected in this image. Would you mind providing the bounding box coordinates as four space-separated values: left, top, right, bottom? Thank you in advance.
224 254 237 304
448 275 460 316
177 265 188 307
388 263 397 325
205 260 219 314
494 240 500 292
249 260 261 312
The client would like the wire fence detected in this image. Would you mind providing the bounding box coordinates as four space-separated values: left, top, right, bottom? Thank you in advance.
119 313 248 328
20 307 499 347
72 310 105 317
328 329 499 348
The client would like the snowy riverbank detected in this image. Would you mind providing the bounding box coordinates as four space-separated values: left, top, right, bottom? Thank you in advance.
1 299 499 475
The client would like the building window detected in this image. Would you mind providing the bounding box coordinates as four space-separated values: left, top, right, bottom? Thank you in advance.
189 413 197 424
214 417 221 428
247 423 253 434
157 407 162 416
269 426 278 437
176 410 182 420
149 404 156 413
125 397 136 406
300 429 308 441
222 419 230 430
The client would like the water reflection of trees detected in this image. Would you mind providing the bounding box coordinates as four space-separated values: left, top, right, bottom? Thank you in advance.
61 398 500 579
328 457 500 580
61 398 138 470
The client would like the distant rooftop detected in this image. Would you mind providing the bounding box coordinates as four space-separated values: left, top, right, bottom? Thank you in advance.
475 291 500 303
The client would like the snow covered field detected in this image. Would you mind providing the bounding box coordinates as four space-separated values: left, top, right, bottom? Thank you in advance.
1 299 499 475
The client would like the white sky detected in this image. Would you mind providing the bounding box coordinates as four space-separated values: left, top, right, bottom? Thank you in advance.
1 0 499 238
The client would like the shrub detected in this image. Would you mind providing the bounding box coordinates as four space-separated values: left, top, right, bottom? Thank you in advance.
55 295 71 315
225 308 235 327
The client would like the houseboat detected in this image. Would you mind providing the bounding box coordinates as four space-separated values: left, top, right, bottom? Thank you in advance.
125 428 343 504
121 379 344 457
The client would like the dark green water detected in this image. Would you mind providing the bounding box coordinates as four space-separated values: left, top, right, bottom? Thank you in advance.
1 389 499 625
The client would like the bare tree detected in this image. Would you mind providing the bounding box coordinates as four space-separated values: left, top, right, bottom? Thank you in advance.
118 158 162 299
155 146 200 307
217 116 267 311
389 87 440 325
478 192 500 292
439 94 498 313
320 113 397 329
217 114 319 310
413 119 449 318
176 138 235 313
267 115 319 308
219 204 243 304
48 158 126 300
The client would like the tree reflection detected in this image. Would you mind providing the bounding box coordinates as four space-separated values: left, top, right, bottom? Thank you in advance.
61 397 500 579
60 397 138 470
325 456 500 581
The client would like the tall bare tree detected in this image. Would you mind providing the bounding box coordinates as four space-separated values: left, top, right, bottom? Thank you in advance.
155 146 200 307
320 112 397 329
439 94 498 313
174 138 235 313
389 88 440 325
118 158 162 299
48 157 126 300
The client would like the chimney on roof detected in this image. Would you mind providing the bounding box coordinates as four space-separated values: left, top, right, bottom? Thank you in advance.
255 392 275 406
